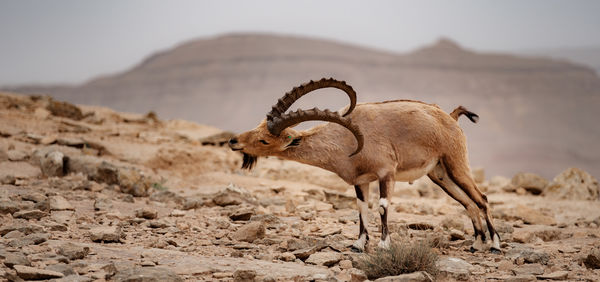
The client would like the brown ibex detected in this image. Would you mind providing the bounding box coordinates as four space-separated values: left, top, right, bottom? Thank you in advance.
229 78 500 253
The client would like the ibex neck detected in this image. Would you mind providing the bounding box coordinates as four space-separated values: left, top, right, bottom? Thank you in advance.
275 130 345 174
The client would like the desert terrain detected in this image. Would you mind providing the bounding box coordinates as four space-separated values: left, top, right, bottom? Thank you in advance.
0 92 599 281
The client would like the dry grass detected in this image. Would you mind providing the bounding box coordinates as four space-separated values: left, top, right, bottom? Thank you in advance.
356 240 438 280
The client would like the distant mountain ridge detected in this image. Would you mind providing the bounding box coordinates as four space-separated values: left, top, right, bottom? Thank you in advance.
5 33 600 179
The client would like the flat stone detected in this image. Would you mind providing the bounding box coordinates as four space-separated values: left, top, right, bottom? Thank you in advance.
57 242 90 260
2 252 31 268
7 150 28 161
305 252 343 267
506 247 550 264
0 199 20 214
512 263 545 276
233 269 256 282
229 208 254 221
374 271 434 282
49 195 74 211
113 266 183 282
537 271 569 280
89 226 124 242
0 221 43 235
0 161 41 179
231 221 265 243
436 257 473 281
13 209 48 220
14 265 64 280
8 232 48 247
135 207 158 219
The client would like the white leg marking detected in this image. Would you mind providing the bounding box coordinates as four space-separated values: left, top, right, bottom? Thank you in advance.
379 198 388 208
378 236 391 249
353 233 367 251
492 233 500 250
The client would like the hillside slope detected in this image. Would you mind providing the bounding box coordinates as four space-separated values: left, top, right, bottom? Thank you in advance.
5 34 600 178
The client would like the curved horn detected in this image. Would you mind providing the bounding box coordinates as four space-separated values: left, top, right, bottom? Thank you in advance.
266 78 357 123
268 108 364 157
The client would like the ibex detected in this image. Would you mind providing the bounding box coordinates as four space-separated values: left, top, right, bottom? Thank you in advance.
228 78 501 253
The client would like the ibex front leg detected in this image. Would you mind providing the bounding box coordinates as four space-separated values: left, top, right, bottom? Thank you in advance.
351 184 370 252
377 174 394 248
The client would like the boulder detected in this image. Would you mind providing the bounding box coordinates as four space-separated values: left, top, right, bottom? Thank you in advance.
231 221 265 243
2 252 31 268
543 168 599 200
233 269 256 282
7 149 28 161
512 263 544 276
511 172 548 195
0 161 41 180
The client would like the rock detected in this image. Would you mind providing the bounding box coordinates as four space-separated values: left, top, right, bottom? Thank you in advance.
533 228 561 242
116 167 153 197
506 247 550 264
2 252 31 268
40 151 65 177
543 168 599 200
537 271 568 280
449 229 465 240
512 263 545 276
229 207 254 221
440 217 464 232
323 190 356 210
233 269 256 282
305 252 343 267
57 242 90 260
373 271 434 282
135 207 158 219
94 197 112 211
49 196 74 211
14 265 64 280
436 257 473 281
339 260 353 270
21 192 47 203
0 199 20 214
348 268 368 282
89 226 124 242
0 221 44 235
213 190 244 206
170 209 186 217
584 247 600 269
0 161 41 179
8 232 48 247
148 219 170 228
150 190 183 204
231 221 265 243
512 229 534 243
113 266 183 282
44 263 76 276
7 149 28 161
46 99 83 120
512 205 556 225
511 172 548 195
472 168 485 184
503 275 537 282
13 209 48 220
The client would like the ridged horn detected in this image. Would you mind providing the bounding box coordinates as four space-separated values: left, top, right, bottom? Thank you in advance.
267 78 357 125
268 108 364 157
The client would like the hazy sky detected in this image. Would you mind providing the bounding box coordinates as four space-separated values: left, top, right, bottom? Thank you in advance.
1 0 599 85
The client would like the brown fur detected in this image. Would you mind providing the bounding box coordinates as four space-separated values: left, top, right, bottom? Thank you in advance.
230 100 499 252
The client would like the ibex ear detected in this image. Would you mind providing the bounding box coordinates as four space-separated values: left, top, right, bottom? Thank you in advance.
286 136 302 147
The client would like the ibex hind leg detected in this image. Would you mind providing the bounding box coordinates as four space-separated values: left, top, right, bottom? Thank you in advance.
443 157 501 253
428 162 487 252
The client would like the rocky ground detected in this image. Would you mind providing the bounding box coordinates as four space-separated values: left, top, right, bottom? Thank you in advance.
0 92 599 281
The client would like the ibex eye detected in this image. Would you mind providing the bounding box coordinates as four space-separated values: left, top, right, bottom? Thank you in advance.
259 140 269 145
